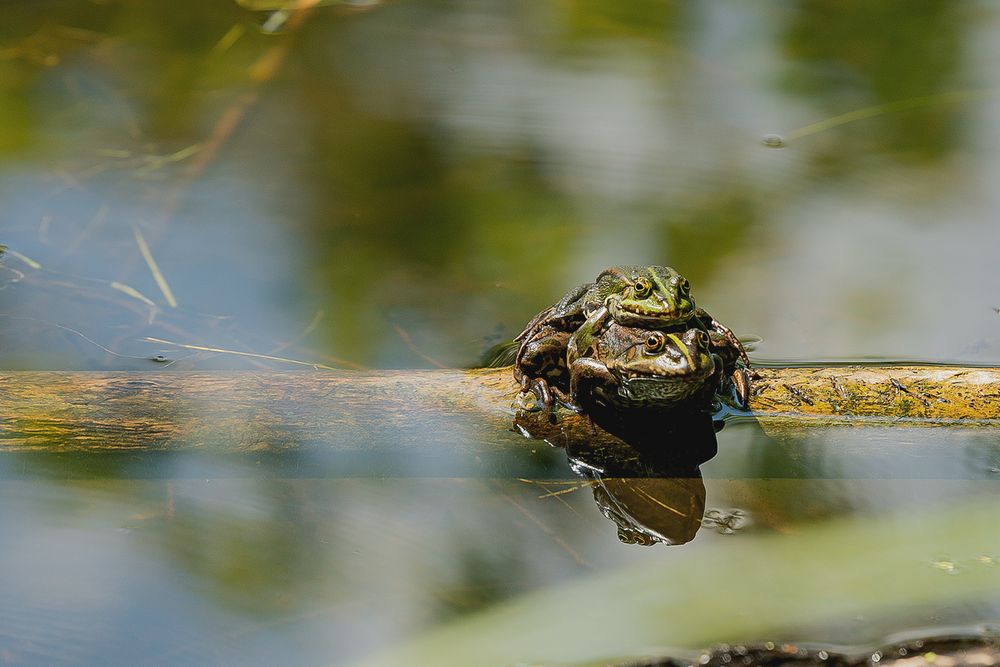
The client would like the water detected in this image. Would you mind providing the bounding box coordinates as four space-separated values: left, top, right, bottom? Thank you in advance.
1 1 1000 665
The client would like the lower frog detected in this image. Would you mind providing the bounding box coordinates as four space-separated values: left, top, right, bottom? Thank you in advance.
565 310 721 412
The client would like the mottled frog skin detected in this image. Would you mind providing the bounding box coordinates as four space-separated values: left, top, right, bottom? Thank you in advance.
514 265 749 407
516 265 695 344
512 324 571 406
565 307 720 411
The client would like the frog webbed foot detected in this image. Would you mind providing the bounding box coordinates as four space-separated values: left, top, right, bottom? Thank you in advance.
515 375 558 409
731 366 750 410
552 387 584 413
712 364 750 410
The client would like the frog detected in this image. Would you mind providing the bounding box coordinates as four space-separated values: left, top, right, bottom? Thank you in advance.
514 265 749 407
565 308 721 412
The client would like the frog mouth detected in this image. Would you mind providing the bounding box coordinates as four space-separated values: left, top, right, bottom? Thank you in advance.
611 298 692 321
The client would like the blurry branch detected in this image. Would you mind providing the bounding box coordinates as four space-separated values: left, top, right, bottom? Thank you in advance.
784 89 994 142
153 0 322 233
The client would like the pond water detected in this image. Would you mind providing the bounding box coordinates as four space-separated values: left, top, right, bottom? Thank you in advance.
1 1 1000 665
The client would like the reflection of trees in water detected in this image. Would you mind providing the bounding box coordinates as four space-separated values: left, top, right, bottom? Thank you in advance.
6 1 972 369
783 0 965 164
724 421 1000 531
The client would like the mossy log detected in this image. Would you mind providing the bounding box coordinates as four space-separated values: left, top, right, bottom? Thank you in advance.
0 365 998 476
747 364 1000 428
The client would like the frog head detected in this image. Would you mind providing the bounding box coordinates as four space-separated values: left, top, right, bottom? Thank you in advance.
607 327 717 406
598 265 696 328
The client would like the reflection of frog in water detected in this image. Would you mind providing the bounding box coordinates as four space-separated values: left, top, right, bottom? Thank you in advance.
513 404 719 547
514 265 749 408
579 466 706 546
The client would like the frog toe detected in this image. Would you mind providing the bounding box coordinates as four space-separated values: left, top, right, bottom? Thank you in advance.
731 367 750 409
529 378 555 407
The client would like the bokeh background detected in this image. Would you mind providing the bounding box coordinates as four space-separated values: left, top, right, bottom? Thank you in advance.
2 1 1000 665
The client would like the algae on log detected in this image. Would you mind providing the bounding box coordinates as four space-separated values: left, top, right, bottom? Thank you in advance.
0 365 998 475
748 365 1000 434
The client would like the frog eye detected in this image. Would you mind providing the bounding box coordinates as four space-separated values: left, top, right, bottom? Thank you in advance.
633 278 652 298
644 332 666 353
695 330 710 349
679 278 690 294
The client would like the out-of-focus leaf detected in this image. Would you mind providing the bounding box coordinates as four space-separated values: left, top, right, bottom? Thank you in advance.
233 0 380 10
351 498 1000 667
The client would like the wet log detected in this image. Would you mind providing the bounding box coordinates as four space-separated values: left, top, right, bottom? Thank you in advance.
0 365 998 475
746 364 1000 433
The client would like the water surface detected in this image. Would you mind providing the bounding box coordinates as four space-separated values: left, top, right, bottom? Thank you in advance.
1 1 1000 665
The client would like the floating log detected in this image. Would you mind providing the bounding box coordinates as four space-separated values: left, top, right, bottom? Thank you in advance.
0 365 998 476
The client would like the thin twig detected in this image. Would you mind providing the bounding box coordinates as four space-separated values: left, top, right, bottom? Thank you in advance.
498 487 590 568
785 89 994 141
131 225 178 308
144 335 342 371
393 323 447 368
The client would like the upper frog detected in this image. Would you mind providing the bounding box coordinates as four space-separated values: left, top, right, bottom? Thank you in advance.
520 265 696 337
567 307 719 411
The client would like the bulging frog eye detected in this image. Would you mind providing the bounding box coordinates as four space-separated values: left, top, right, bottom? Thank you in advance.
633 278 652 298
644 332 666 353
695 330 710 349
679 278 690 294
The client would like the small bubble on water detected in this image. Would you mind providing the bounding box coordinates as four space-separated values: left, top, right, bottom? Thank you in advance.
898 647 908 656
699 653 711 665
932 558 958 574
817 650 829 661
764 642 775 651
761 134 786 148
152 354 168 363
977 554 996 566
871 650 882 662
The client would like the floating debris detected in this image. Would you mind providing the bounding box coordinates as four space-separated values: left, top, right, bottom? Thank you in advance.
702 508 750 535
761 134 786 148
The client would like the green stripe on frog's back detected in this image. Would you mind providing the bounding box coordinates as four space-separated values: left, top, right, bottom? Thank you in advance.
666 332 695 369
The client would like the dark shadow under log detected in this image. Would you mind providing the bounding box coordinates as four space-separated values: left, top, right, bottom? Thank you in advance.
0 365 999 476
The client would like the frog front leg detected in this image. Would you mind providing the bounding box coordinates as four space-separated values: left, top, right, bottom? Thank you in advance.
567 357 618 412
566 304 613 365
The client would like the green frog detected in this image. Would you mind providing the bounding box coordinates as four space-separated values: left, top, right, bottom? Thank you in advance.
516 265 695 343
565 308 721 411
514 265 748 406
